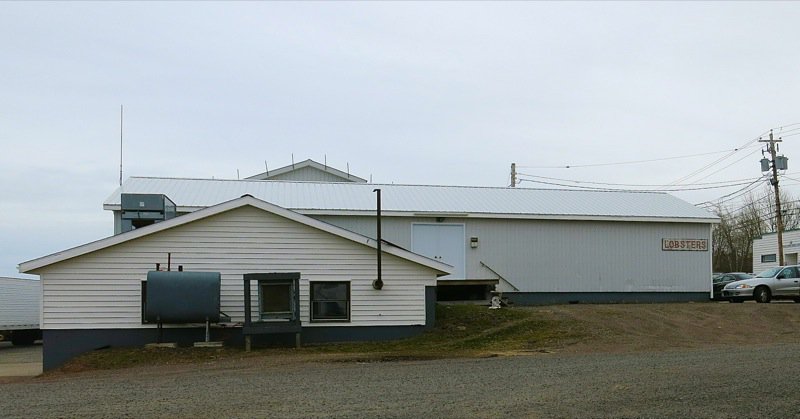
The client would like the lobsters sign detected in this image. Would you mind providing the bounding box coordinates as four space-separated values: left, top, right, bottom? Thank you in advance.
662 238 708 251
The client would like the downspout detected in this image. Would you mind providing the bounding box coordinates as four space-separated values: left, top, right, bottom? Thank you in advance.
373 188 383 290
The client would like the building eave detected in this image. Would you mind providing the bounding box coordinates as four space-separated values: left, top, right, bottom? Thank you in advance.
24 196 452 275
104 204 718 224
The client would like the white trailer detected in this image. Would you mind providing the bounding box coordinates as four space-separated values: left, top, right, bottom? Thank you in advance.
0 277 41 345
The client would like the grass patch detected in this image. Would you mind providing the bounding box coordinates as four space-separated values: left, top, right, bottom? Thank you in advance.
57 346 253 373
299 304 581 357
56 304 580 372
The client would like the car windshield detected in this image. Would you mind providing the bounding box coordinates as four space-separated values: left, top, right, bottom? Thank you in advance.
756 267 783 278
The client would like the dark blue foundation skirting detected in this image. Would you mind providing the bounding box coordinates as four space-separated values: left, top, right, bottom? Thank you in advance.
505 292 710 306
42 323 431 371
425 285 437 328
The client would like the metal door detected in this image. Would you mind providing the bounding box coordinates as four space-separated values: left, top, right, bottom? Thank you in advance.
412 224 465 279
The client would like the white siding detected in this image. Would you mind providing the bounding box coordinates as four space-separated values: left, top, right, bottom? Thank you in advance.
752 229 800 273
265 166 356 183
314 215 713 293
36 206 438 330
0 277 41 329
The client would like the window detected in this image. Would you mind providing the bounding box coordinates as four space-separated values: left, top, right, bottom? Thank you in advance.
259 281 295 321
761 254 777 263
310 282 350 322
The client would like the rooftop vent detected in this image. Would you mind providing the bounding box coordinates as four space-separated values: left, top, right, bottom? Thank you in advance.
120 193 176 233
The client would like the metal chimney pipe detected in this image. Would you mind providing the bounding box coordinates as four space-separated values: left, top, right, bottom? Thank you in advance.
373 189 383 290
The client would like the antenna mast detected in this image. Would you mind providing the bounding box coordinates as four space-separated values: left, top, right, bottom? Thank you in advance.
119 105 123 186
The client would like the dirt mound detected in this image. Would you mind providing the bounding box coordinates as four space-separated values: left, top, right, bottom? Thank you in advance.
529 301 800 354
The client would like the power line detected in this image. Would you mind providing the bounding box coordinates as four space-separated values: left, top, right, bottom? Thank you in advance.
665 134 766 187
704 178 800 214
776 122 800 132
515 148 752 170
517 172 762 189
517 177 762 193
680 148 762 186
695 175 768 207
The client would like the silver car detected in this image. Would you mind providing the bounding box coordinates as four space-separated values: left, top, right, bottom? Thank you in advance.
722 265 800 303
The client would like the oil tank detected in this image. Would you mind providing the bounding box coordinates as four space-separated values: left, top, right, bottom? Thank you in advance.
145 271 221 323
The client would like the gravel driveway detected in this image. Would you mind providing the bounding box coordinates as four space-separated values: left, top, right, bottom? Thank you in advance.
3 343 799 418
0 342 42 379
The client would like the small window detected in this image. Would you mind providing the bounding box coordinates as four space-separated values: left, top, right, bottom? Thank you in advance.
259 281 295 321
310 282 350 322
761 254 777 263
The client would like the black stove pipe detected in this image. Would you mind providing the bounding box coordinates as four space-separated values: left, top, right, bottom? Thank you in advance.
373 188 383 290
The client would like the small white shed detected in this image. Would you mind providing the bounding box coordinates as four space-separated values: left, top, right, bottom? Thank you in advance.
752 229 800 273
19 196 450 370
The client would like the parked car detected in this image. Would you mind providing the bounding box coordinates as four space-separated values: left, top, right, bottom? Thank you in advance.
712 273 753 300
722 266 800 303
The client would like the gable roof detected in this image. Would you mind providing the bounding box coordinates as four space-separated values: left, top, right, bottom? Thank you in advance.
19 195 453 275
106 177 719 223
246 159 367 182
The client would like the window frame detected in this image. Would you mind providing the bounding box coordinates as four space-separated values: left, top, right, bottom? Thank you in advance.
761 254 777 263
243 273 301 325
258 280 296 322
310 281 351 323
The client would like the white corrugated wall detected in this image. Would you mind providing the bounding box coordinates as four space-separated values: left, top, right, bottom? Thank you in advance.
314 215 713 293
0 277 41 329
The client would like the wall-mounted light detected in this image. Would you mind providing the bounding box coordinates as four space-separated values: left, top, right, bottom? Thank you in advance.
470 237 479 248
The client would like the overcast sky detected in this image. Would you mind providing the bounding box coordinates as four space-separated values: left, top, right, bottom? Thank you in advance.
3 2 800 278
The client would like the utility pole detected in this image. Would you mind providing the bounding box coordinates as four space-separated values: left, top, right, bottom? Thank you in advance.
760 130 785 265
510 163 517 187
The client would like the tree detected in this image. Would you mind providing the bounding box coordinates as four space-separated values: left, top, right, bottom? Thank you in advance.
711 186 798 273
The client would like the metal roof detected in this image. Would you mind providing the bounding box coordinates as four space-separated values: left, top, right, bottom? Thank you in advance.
105 177 718 223
23 195 453 274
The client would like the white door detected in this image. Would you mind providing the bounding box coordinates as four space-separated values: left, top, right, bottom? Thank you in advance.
412 224 465 279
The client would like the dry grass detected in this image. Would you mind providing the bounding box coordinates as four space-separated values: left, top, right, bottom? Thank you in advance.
55 301 800 373
57 304 575 372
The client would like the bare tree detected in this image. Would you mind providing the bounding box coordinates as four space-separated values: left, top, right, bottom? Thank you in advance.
710 186 797 273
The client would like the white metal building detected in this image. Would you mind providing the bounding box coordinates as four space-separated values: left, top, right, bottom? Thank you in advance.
752 229 800 273
19 196 450 370
0 277 41 345
107 177 718 304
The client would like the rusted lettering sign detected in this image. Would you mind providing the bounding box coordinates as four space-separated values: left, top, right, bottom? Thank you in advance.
662 239 708 251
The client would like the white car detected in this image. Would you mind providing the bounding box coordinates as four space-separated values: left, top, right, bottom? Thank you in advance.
722 265 800 303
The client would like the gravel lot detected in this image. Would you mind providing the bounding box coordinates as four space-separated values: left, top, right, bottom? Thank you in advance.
3 343 800 418
0 342 42 379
